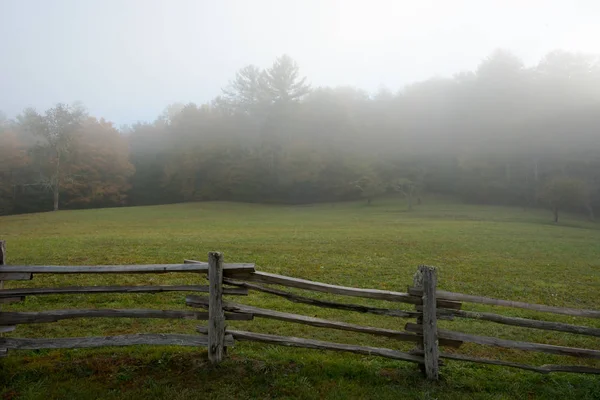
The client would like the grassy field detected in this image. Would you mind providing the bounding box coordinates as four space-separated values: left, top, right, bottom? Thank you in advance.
1 198 599 399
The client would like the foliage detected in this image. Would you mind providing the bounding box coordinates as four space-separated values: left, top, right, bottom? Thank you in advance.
0 126 27 214
353 173 386 204
17 104 87 211
2 51 600 218
62 118 135 207
12 105 133 211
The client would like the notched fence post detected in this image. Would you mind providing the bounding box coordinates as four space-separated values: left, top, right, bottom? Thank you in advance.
1 240 7 357
411 267 425 372
420 265 440 380
208 251 225 364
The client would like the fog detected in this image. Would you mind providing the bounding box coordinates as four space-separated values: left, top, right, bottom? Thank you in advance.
2 0 599 125
1 1 599 222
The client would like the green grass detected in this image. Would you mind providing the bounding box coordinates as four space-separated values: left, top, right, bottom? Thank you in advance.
1 198 599 399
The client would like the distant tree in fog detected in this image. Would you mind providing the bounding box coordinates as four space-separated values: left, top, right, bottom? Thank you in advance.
538 177 590 223
18 104 86 211
3 50 600 218
263 55 311 104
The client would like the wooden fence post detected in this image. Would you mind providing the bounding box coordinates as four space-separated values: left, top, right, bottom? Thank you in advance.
208 251 225 364
1 240 6 357
1 240 5 297
420 265 440 380
0 239 5 281
412 267 425 373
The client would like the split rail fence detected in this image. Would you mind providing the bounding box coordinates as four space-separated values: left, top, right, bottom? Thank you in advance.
1 240 599 379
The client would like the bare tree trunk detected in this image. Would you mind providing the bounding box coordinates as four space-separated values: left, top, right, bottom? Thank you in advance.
53 151 61 211
553 207 559 224
532 159 539 206
53 188 59 211
367 197 372 205
407 192 413 211
587 204 595 222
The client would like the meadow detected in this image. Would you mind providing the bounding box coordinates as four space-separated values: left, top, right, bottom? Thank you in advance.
1 198 599 399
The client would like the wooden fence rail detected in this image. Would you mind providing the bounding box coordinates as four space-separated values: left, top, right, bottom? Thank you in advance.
1 239 599 380
408 287 600 318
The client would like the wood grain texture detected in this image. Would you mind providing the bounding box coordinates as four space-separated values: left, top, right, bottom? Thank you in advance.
198 327 425 364
409 288 600 318
0 297 24 304
223 278 420 318
405 323 600 359
208 252 225 364
439 308 600 337
187 296 462 347
247 271 460 309
0 273 32 281
0 309 252 325
412 350 600 375
0 285 247 297
0 263 254 276
183 259 253 278
411 267 426 375
0 334 234 350
0 240 5 347
420 266 440 380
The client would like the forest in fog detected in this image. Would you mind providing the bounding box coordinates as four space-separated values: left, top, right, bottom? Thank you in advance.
1 49 599 221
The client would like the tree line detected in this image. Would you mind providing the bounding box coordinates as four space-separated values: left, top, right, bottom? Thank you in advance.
1 50 599 222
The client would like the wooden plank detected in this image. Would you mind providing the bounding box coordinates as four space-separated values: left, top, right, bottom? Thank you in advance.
405 323 600 359
0 297 24 304
223 278 421 318
0 240 4 285
208 252 225 364
0 263 254 276
0 309 252 325
0 285 247 297
536 364 600 374
198 327 425 364
0 348 6 357
409 288 600 319
439 308 600 337
0 240 5 347
420 266 439 380
185 259 253 278
247 271 460 309
187 296 461 347
0 326 16 333
0 334 235 350
0 273 32 281
413 350 600 375
0 240 4 327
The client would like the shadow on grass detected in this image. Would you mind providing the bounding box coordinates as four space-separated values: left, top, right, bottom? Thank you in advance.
1 351 599 400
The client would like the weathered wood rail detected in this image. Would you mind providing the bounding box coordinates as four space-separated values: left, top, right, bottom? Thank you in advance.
1 239 599 380
0 241 254 355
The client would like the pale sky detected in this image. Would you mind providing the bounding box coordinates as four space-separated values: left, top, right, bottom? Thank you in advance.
1 0 599 126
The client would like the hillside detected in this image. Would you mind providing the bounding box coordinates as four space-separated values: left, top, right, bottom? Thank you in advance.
1 200 599 399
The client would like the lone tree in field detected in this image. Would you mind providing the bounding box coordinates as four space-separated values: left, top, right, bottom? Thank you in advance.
538 176 589 223
19 104 86 211
353 174 386 205
394 178 420 211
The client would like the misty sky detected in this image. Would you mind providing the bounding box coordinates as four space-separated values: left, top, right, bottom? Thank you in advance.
1 0 599 126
